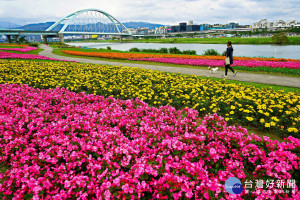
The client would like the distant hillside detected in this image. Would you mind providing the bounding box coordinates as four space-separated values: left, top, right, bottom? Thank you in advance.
16 22 55 31
123 22 166 29
0 21 21 29
14 21 166 31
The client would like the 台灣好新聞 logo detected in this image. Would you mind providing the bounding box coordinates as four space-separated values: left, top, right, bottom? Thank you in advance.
225 177 243 194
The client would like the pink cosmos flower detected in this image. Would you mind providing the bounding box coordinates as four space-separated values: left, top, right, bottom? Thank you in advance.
210 148 217 155
0 52 77 62
0 84 299 200
104 190 111 200
122 183 130 193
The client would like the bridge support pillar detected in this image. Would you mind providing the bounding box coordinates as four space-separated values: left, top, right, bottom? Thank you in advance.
58 33 64 43
6 35 12 43
42 35 48 44
119 36 122 43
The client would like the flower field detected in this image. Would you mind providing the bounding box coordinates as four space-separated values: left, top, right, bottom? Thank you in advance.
0 44 28 47
61 50 300 75
131 57 300 69
0 52 77 62
0 46 37 52
61 50 300 62
0 59 299 138
0 84 299 199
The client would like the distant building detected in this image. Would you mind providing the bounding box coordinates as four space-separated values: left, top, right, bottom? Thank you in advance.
170 21 250 33
127 28 137 34
171 22 201 32
155 26 169 34
253 19 300 29
234 23 251 28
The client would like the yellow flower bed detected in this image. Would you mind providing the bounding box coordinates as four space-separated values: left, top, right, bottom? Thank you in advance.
0 59 299 137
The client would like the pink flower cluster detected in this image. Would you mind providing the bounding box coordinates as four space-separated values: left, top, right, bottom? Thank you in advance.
131 58 300 69
0 52 77 62
0 84 299 199
0 46 38 52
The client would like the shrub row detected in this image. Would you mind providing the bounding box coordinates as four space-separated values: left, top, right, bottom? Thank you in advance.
129 47 196 55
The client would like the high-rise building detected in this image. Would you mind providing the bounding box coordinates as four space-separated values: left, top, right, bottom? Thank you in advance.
253 19 299 28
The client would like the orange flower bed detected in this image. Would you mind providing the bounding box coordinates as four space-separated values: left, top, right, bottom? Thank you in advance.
0 44 28 47
62 50 300 62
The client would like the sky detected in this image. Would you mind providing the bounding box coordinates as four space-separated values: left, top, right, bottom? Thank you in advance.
0 0 299 26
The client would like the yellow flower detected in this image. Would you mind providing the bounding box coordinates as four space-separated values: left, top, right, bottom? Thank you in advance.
265 123 271 128
270 121 276 126
271 117 279 122
260 119 265 123
288 128 298 133
246 117 253 121
230 111 234 115
264 112 270 116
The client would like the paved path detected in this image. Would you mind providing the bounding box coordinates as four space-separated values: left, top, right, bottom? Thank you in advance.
39 44 300 88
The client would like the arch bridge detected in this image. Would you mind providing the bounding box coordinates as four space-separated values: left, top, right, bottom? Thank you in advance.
1 9 132 43
44 9 132 42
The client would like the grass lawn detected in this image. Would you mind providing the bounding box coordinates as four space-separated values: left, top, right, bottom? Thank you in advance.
74 36 300 45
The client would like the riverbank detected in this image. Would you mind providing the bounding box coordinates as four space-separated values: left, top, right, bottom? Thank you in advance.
72 36 300 45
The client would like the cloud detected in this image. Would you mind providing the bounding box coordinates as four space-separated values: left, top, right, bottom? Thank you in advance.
0 0 299 25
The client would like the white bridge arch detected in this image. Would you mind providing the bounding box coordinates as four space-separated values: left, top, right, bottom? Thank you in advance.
46 9 131 36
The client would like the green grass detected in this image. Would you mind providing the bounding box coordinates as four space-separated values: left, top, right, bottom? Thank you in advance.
73 36 300 45
52 47 300 77
197 76 300 94
0 161 7 184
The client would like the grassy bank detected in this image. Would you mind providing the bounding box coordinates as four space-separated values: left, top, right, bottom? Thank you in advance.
72 36 300 45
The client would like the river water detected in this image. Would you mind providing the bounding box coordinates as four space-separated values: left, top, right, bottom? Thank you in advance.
68 42 300 59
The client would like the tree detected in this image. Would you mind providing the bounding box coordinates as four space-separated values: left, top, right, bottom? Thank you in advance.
13 36 19 43
272 32 289 44
203 49 220 56
19 36 27 44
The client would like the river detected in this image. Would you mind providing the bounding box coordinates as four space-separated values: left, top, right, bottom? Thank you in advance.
68 42 300 59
